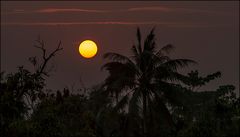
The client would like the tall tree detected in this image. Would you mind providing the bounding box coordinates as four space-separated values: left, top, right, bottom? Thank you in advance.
102 27 196 136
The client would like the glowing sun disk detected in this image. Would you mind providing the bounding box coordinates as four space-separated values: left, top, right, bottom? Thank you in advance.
79 40 98 58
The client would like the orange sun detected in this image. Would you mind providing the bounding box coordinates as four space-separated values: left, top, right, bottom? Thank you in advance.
79 40 98 58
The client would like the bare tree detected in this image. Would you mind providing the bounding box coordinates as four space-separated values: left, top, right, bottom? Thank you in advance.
25 37 63 113
31 37 63 76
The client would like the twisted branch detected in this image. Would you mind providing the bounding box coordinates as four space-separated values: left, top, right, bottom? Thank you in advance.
34 37 63 76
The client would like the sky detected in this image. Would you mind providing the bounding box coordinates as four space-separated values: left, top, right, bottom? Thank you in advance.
1 1 239 94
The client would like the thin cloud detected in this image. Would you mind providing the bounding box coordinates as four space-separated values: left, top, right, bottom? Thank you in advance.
2 8 109 15
127 6 172 12
1 21 212 28
2 6 229 16
36 8 108 13
126 6 231 15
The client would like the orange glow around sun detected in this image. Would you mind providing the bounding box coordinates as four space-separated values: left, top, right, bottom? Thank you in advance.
79 40 98 58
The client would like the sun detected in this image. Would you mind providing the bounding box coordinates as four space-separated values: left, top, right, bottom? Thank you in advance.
79 40 98 58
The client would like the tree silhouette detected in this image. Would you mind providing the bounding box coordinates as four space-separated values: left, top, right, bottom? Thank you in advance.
0 38 63 136
182 70 221 91
102 27 196 136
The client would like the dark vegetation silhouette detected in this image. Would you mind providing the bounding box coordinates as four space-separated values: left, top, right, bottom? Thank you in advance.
0 28 239 137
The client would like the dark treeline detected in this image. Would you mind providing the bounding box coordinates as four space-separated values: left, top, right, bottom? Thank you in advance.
0 28 239 137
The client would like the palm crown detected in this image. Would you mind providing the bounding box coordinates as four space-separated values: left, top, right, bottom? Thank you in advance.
102 27 196 136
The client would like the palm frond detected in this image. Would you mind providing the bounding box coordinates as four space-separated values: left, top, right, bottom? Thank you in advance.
156 44 174 57
131 45 140 64
113 93 129 112
129 88 141 116
102 61 137 93
103 52 131 63
101 62 124 71
143 28 156 52
155 68 190 83
136 27 142 54
152 55 171 68
141 50 170 70
161 59 197 71
105 76 136 93
102 61 139 77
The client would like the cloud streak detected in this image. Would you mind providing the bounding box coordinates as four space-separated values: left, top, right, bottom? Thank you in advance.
127 6 172 12
2 6 229 15
1 8 109 15
1 21 213 28
36 8 108 13
126 6 230 15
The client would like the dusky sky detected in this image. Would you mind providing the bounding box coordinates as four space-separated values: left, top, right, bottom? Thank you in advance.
1 1 239 94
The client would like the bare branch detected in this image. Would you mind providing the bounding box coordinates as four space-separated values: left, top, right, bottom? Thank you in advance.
34 39 46 60
33 38 63 76
46 40 63 61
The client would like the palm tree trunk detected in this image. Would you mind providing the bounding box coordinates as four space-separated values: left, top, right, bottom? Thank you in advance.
143 91 147 137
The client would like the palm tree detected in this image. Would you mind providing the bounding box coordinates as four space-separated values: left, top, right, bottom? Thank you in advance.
102 27 196 136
